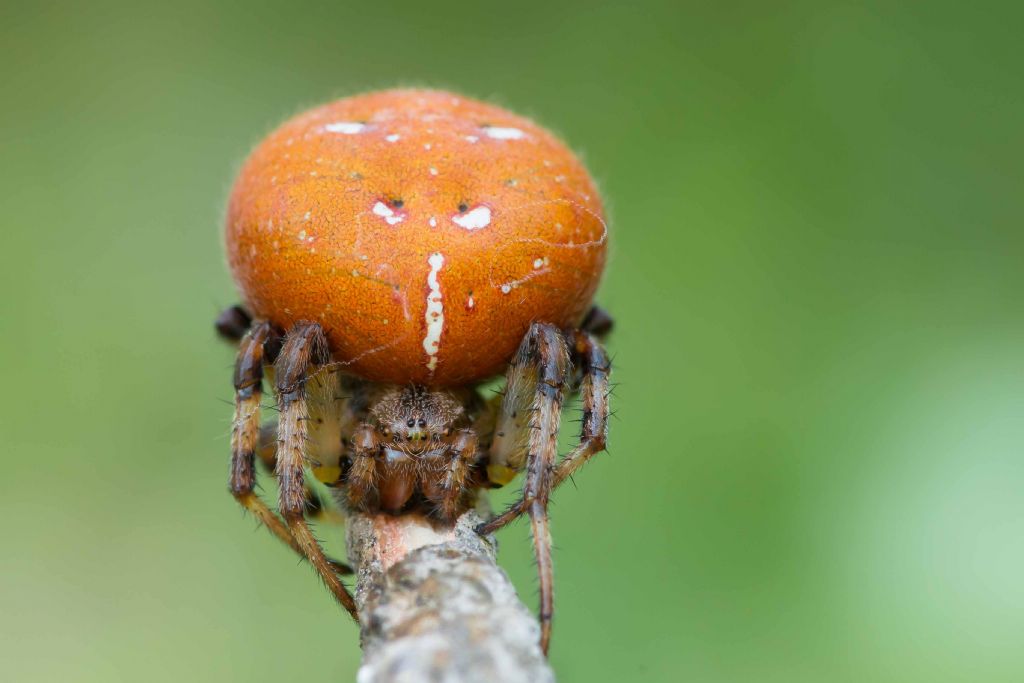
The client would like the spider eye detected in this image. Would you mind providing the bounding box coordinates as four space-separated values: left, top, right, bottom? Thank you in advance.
417 419 427 428
406 419 415 428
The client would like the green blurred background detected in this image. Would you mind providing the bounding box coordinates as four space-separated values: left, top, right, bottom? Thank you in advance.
2 1 1022 681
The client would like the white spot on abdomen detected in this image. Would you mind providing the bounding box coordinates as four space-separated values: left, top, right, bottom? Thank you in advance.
423 253 445 373
373 201 405 226
325 122 366 134
452 206 491 230
385 133 401 142
483 126 525 140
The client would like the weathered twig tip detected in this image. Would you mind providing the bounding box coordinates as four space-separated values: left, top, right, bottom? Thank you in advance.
347 510 555 683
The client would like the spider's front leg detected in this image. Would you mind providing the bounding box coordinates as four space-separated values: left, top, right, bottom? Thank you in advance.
274 321 358 620
222 307 352 574
483 328 611 526
228 320 303 554
253 423 354 575
478 322 571 654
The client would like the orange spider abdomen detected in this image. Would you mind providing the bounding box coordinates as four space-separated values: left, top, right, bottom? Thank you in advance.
225 89 607 386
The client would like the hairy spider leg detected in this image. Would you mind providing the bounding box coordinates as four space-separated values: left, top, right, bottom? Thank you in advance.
229 321 306 556
426 429 480 520
255 424 334 519
345 423 380 511
554 331 610 487
481 329 611 528
274 321 358 620
480 322 571 655
254 422 353 575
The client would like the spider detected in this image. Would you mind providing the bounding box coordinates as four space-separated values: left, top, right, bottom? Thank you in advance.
218 89 613 654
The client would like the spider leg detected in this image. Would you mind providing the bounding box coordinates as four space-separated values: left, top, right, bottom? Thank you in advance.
255 424 330 515
428 429 479 521
345 423 380 511
216 304 252 342
229 320 304 555
579 304 614 339
478 322 571 533
254 423 353 574
554 330 610 487
478 329 611 525
274 321 358 620
479 322 570 655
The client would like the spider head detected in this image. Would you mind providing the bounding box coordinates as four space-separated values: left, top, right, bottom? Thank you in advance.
372 386 464 454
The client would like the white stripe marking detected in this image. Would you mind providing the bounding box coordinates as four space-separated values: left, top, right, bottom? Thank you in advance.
423 253 445 372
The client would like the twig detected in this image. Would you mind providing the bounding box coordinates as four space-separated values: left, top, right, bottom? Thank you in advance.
346 509 555 683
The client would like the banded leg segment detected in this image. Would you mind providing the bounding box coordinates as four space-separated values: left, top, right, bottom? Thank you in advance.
274 322 358 620
554 331 610 487
254 423 352 574
256 422 346 524
229 321 301 555
490 329 611 524
479 322 570 654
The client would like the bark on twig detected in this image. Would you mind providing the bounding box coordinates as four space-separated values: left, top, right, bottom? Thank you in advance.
346 510 554 683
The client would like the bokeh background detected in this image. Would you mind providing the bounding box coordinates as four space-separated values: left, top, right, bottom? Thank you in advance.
2 1 1022 681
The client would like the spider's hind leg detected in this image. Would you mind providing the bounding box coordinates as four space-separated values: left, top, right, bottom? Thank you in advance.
579 304 614 339
554 330 610 488
216 304 253 342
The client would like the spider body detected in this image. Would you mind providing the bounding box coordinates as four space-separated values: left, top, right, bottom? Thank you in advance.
220 90 613 655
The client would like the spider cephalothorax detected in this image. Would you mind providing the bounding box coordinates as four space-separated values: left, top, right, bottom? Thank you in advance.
219 89 612 655
349 385 480 515
371 385 467 448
